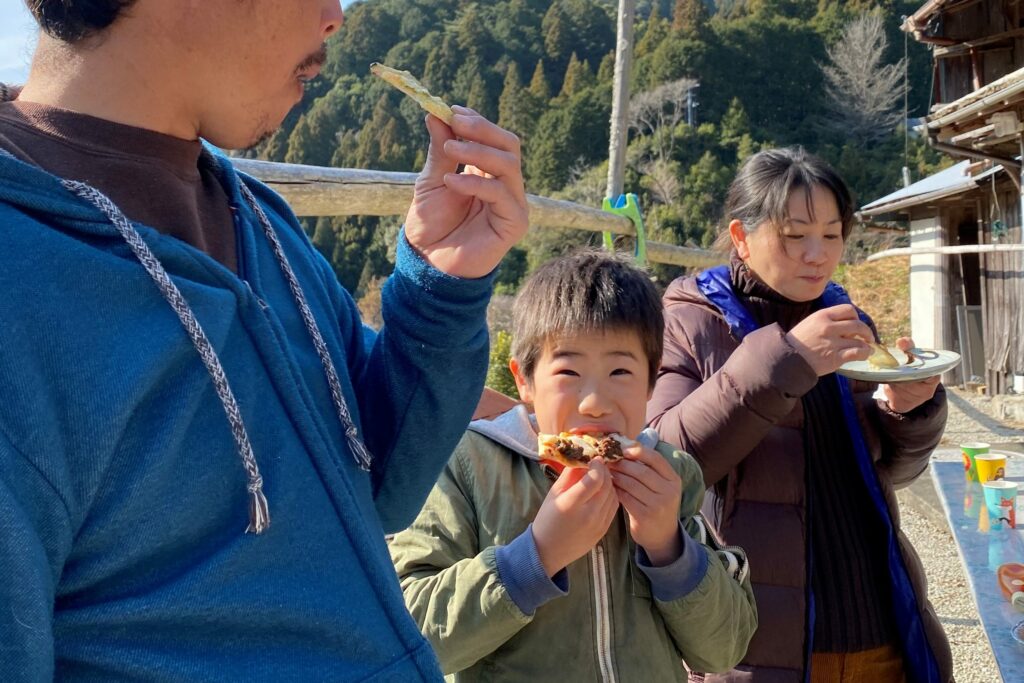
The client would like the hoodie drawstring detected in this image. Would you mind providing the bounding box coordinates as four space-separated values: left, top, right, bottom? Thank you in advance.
59 170 374 534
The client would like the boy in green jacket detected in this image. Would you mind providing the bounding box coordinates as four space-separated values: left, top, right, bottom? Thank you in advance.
389 250 757 681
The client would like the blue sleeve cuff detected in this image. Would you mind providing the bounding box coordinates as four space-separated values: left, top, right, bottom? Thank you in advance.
636 521 709 602
385 231 496 348
494 524 569 615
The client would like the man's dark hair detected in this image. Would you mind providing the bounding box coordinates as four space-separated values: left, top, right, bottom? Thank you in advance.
26 0 138 42
511 249 664 389
715 146 855 250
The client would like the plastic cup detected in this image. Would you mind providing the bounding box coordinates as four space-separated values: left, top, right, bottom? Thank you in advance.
975 453 1008 483
983 480 1018 529
962 442 991 482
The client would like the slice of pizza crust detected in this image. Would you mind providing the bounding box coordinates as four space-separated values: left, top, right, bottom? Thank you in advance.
370 63 454 125
537 432 635 469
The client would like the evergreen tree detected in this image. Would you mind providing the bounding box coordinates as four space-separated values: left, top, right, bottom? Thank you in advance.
467 73 497 121
672 0 709 36
354 95 415 171
542 2 574 76
498 62 540 139
559 53 595 99
681 150 732 246
597 51 616 84
422 33 462 97
528 59 553 102
452 57 488 106
492 0 546 66
720 97 751 145
636 6 670 58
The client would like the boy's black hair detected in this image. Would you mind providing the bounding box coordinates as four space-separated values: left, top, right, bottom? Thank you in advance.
511 249 664 388
26 0 138 42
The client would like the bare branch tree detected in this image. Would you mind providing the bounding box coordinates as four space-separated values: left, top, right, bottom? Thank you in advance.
640 159 682 206
820 13 906 143
628 77 697 164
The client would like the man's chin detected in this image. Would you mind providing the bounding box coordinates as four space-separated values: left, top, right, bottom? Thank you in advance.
242 127 278 153
202 118 278 153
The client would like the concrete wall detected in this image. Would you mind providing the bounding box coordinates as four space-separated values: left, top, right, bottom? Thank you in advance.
908 214 949 349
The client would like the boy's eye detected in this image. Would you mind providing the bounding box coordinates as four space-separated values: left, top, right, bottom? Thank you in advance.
611 368 632 376
784 234 803 240
825 234 842 240
555 368 579 377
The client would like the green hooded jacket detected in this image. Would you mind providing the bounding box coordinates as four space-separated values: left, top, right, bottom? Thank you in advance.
389 406 757 682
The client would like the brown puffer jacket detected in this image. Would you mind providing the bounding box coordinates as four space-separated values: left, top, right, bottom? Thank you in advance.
647 275 953 683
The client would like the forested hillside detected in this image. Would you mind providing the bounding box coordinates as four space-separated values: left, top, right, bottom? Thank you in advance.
255 0 948 300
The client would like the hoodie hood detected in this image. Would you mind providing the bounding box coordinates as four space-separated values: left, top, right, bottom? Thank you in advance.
468 404 659 462
0 143 240 245
663 273 725 318
0 147 116 236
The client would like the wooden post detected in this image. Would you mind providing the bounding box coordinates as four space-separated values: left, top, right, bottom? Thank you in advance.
605 0 636 201
976 199 988 390
970 48 982 91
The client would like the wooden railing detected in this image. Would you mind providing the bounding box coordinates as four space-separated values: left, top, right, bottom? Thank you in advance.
231 158 725 269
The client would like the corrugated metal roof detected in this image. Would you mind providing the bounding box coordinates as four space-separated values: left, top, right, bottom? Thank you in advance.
860 161 1004 215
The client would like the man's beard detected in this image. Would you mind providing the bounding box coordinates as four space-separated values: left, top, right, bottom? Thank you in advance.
295 44 328 77
243 125 277 153
240 44 327 153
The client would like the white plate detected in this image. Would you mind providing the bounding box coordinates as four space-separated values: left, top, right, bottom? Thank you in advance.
837 347 961 383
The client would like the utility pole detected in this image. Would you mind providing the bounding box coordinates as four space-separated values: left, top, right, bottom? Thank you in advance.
605 0 637 201
686 83 700 127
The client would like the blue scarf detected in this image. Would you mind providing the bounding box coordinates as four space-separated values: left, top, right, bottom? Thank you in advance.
696 265 940 683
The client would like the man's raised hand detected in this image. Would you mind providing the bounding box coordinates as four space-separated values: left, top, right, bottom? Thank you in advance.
404 106 528 279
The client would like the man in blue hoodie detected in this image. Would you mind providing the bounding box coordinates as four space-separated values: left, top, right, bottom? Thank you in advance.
0 1 527 679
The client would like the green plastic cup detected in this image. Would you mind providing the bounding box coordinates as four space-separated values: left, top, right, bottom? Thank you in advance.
962 442 990 482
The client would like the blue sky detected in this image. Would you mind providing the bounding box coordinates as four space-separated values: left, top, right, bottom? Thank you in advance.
0 1 36 84
0 1 359 85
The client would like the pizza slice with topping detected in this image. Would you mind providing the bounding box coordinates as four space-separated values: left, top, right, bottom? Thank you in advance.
537 432 635 469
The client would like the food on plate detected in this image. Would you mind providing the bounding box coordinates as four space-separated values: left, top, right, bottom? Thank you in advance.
866 343 901 370
537 432 635 469
370 63 454 125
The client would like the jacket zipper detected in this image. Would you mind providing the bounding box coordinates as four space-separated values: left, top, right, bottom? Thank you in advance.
590 543 617 683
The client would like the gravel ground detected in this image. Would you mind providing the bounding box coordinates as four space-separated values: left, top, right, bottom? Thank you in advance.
940 389 1024 447
901 497 1002 682
900 388 1022 682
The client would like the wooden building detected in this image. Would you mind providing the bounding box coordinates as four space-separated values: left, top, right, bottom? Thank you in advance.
862 0 1024 394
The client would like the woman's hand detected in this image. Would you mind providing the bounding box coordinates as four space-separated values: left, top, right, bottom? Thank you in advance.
786 304 873 376
880 337 941 413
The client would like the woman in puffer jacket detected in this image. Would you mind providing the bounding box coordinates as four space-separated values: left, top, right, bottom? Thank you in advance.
647 147 952 683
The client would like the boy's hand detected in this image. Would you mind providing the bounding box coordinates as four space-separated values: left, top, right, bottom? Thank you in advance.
608 445 683 566
532 459 619 578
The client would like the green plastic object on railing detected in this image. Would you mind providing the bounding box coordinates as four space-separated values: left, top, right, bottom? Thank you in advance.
601 193 647 267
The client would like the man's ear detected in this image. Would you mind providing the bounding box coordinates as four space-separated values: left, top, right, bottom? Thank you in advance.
729 219 750 260
509 358 534 404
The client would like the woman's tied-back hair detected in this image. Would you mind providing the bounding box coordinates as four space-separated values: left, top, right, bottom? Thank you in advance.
511 249 664 389
26 0 138 42
715 146 854 251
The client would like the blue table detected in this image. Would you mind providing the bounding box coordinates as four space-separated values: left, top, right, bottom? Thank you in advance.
933 459 1024 680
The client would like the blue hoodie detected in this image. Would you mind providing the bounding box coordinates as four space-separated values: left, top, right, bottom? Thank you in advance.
0 147 493 680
